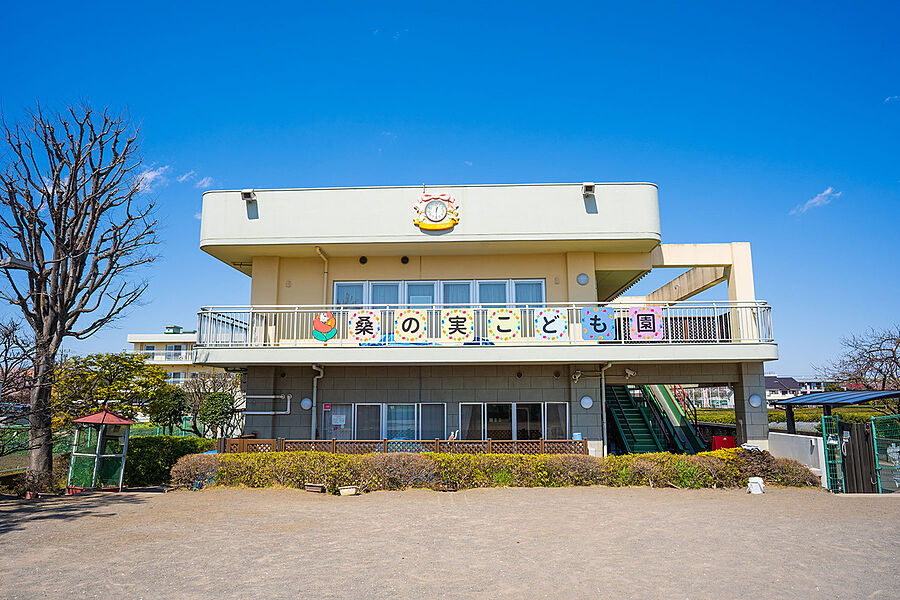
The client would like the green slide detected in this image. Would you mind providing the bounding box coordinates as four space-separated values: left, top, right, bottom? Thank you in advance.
605 386 666 454
643 385 707 454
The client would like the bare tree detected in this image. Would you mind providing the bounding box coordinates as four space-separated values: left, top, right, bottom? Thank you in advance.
819 325 900 414
0 319 34 457
0 104 158 490
181 372 242 437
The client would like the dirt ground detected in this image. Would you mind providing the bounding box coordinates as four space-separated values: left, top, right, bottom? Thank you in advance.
0 486 897 599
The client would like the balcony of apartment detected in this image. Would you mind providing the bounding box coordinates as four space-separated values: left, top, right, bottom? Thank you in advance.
192 301 776 366
132 349 194 364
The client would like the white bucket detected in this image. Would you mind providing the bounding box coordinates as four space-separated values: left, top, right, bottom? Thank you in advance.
747 477 765 494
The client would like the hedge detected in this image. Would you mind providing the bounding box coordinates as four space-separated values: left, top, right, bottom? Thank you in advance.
170 448 820 493
125 436 216 486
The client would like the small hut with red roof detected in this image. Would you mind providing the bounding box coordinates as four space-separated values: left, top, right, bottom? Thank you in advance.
67 409 134 493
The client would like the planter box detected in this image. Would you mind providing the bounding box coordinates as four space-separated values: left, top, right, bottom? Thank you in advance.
304 483 326 493
338 485 359 496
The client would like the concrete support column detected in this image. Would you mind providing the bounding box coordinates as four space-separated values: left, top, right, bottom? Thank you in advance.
733 361 768 449
569 365 603 455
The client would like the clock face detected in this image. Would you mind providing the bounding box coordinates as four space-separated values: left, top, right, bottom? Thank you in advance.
424 199 448 222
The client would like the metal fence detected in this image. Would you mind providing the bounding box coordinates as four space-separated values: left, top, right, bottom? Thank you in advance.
872 415 900 494
197 301 773 349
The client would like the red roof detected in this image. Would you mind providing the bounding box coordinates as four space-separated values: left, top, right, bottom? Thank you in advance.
72 410 134 425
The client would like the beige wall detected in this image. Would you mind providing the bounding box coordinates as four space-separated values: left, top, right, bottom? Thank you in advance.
252 253 588 304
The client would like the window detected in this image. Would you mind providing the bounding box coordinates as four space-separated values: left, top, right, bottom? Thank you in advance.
386 404 416 439
165 344 184 360
460 404 484 440
458 402 569 440
335 282 365 305
406 282 436 305
486 403 513 440
144 344 155 351
333 279 545 306
441 281 472 306
371 282 400 306
477 281 508 304
419 404 446 439
545 403 569 439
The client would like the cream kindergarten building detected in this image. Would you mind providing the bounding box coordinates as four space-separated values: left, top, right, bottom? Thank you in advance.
193 183 775 454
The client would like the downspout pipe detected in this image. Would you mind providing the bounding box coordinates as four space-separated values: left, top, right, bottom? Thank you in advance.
315 246 329 304
311 364 324 440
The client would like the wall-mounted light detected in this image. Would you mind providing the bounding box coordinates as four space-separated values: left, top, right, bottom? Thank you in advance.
576 273 589 286
401 256 410 264
300 397 313 410
748 393 763 408
580 395 594 409
359 256 368 264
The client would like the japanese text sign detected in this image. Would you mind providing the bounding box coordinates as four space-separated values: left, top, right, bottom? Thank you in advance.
393 309 428 342
347 310 381 343
534 308 568 341
580 307 616 341
487 309 521 342
441 309 475 343
628 306 664 341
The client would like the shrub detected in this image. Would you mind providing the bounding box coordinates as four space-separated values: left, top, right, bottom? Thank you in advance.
125 435 216 486
203 448 820 493
170 453 220 489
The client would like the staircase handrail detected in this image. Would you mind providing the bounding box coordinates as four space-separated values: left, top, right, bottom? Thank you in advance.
631 390 666 452
607 386 637 447
642 386 685 453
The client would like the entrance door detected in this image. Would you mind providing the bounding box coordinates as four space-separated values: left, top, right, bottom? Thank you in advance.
325 404 353 440
355 404 382 439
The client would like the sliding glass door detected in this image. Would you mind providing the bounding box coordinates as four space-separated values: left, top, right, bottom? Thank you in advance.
355 404 382 439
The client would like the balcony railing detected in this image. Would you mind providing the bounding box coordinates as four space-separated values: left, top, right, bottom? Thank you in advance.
133 350 192 361
196 301 773 348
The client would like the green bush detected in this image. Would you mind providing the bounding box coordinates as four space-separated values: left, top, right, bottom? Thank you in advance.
125 436 215 486
170 453 220 489
203 448 820 493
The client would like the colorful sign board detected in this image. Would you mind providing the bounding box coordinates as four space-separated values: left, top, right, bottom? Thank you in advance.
348 309 381 343
580 307 616 341
413 193 460 231
628 306 664 341
487 309 521 342
393 309 428 342
534 308 568 341
441 309 475 342
312 312 337 342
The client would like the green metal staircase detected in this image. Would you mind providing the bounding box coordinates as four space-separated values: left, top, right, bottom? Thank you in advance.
605 386 666 454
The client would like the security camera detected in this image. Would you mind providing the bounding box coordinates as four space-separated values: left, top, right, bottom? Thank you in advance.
582 182 595 197
241 189 256 203
571 370 583 383
624 368 637 379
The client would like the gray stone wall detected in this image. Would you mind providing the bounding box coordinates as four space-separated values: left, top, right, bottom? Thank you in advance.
242 364 604 442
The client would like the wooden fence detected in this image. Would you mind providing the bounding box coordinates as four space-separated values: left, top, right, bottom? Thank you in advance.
223 438 588 455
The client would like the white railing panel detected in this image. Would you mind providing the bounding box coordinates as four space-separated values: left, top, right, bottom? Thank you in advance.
195 301 774 348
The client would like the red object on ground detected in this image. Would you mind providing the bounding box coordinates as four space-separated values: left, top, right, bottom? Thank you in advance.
72 410 134 426
711 435 735 450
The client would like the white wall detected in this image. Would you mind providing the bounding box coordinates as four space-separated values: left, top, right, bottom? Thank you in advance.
768 432 828 488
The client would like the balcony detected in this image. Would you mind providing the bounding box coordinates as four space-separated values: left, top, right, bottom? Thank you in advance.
133 350 193 363
193 301 776 366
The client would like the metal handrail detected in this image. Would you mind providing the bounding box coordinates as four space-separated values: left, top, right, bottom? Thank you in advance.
607 387 637 448
194 301 775 348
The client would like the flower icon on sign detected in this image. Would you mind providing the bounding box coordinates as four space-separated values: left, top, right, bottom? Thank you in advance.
313 312 337 342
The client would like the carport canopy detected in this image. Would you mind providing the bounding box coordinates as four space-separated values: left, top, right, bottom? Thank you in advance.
774 391 900 433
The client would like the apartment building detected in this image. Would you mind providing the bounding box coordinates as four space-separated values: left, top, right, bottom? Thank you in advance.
127 325 223 386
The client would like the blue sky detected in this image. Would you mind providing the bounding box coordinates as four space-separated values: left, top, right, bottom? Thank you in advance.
1 1 898 375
